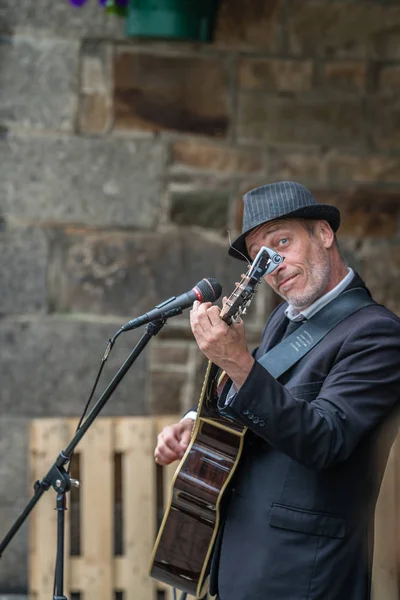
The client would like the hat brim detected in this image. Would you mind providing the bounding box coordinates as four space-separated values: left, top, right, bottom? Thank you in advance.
228 205 340 262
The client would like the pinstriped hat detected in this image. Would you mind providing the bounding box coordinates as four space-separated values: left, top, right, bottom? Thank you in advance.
229 181 340 262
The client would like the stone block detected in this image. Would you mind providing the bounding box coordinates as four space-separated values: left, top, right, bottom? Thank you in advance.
0 504 28 592
49 229 242 318
0 317 148 417
311 188 400 238
113 51 230 137
148 370 187 415
288 2 400 59
214 0 283 51
150 340 195 367
0 0 124 39
169 140 263 175
79 42 113 134
238 58 313 92
148 339 208 415
79 94 112 134
0 133 165 227
378 64 400 93
80 42 111 93
170 189 230 229
0 35 79 131
266 149 328 185
327 153 400 184
0 227 48 314
233 180 261 231
360 240 400 316
0 418 30 507
335 237 364 277
238 92 366 148
369 95 400 149
321 61 367 93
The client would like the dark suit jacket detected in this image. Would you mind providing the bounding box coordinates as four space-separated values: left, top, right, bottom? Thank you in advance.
211 275 400 600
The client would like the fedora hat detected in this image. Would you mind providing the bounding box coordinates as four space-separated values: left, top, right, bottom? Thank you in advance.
229 181 340 262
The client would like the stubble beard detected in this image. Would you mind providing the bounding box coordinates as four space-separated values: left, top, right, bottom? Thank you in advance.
277 252 331 310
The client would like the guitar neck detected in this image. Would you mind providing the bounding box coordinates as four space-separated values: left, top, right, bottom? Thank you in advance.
197 361 244 433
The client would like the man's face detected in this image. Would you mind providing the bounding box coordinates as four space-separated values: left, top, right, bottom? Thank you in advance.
245 219 332 310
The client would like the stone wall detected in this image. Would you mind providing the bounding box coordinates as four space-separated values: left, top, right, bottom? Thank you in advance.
1 0 400 592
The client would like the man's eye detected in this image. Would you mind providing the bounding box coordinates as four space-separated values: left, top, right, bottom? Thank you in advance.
278 238 288 246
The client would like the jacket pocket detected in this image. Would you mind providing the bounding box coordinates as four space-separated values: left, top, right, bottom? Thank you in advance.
269 503 346 539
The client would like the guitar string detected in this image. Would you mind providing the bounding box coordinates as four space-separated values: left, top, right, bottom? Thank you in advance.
227 229 251 267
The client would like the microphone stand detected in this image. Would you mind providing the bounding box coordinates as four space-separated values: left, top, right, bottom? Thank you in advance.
0 316 172 599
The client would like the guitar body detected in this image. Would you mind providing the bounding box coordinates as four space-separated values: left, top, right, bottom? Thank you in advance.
149 246 283 598
149 362 246 598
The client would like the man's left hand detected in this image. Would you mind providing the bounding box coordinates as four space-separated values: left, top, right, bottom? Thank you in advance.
190 300 255 389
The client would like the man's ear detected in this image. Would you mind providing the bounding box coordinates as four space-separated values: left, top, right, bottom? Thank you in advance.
318 220 335 249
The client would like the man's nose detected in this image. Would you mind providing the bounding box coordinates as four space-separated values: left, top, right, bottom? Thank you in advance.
270 259 286 278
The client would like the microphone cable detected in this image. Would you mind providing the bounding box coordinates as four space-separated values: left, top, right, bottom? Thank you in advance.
68 276 222 446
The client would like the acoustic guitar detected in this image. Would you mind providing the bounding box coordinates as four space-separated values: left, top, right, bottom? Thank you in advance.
149 246 283 598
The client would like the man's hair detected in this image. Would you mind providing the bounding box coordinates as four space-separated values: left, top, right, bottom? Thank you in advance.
301 219 344 260
302 219 317 236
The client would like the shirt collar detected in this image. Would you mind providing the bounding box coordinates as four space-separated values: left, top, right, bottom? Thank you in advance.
285 268 354 322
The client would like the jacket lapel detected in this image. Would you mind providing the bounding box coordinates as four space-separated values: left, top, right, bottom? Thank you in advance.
255 271 370 360
256 303 287 358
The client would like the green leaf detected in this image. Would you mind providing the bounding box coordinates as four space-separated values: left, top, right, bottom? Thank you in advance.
105 0 127 17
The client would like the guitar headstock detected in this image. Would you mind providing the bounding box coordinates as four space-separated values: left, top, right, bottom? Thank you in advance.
219 246 284 325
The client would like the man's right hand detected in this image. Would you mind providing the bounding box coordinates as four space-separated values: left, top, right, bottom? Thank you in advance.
154 417 194 466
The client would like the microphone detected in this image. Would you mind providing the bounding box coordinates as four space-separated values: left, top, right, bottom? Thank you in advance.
120 277 222 332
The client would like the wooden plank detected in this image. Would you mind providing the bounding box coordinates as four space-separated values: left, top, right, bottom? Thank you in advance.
116 417 157 600
71 556 122 591
29 419 72 600
77 418 114 600
372 434 400 600
30 416 214 600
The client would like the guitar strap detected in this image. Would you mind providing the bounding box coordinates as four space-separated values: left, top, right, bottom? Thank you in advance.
257 287 376 379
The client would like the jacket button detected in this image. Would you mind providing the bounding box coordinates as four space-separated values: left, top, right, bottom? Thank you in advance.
242 408 249 415
253 416 259 424
248 412 254 419
259 420 265 427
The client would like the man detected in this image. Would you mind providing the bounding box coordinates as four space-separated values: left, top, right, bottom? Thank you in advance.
154 181 400 600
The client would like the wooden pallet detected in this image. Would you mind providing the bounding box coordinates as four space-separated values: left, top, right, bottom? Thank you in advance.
29 417 400 600
29 416 211 600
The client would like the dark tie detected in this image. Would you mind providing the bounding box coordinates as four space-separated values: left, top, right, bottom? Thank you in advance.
282 318 304 340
